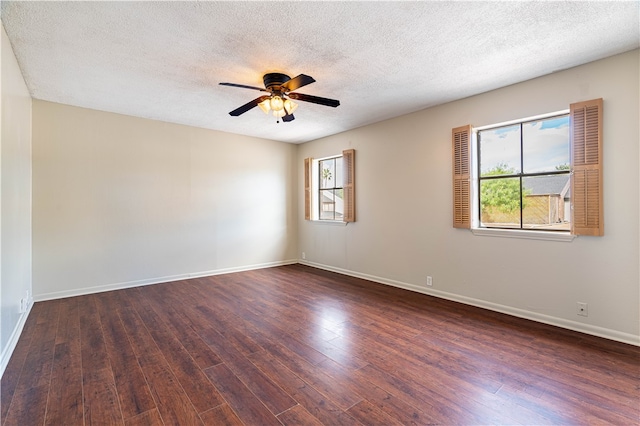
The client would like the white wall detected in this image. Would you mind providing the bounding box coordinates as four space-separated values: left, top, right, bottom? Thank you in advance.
5 45 638 380
298 50 640 345
32 101 298 300
1 24 33 374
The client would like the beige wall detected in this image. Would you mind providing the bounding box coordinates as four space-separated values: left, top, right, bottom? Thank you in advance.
298 50 640 344
1 24 33 372
32 101 298 300
3 41 638 376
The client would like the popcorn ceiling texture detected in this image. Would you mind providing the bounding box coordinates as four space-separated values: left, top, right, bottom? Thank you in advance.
1 1 638 143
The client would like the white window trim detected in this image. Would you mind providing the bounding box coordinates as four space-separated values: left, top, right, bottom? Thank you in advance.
471 227 576 242
471 109 572 241
473 109 569 132
309 154 347 224
311 220 348 226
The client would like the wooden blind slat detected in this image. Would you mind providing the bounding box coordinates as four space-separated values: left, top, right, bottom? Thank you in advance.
570 98 603 236
452 125 471 228
343 149 355 222
304 157 311 220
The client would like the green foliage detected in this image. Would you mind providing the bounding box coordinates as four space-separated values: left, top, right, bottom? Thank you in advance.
480 163 529 214
321 168 332 187
481 178 521 213
481 162 514 177
555 163 570 171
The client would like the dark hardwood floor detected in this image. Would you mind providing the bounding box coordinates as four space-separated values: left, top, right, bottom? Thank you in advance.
1 264 638 425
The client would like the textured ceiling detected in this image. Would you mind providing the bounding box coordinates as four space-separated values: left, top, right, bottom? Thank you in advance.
1 1 638 144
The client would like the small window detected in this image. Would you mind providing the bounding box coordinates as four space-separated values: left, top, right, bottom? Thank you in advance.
318 156 344 221
477 114 570 231
304 149 355 223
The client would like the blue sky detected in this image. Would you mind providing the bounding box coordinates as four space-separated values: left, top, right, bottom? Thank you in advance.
479 115 569 175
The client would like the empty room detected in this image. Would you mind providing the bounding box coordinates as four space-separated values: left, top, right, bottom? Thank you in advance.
1 2 639 425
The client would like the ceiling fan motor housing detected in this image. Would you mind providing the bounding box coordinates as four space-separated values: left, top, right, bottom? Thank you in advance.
263 73 291 92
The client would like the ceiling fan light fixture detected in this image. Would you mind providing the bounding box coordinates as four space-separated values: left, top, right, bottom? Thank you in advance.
269 95 284 112
258 98 271 114
284 99 298 115
273 108 286 118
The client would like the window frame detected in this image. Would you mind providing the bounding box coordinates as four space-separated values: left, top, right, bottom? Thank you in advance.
474 110 571 233
304 149 355 223
317 155 344 221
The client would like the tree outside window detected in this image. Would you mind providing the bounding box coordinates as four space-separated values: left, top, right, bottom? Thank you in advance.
477 115 570 230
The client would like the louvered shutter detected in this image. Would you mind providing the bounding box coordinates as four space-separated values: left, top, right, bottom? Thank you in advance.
343 149 355 222
452 125 471 228
304 157 311 220
571 98 603 236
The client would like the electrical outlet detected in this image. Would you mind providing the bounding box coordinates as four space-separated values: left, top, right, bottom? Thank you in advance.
19 290 33 314
577 302 588 317
302 252 306 260
426 276 433 286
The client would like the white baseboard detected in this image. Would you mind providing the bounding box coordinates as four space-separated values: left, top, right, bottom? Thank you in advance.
1 260 297 380
29 259 640 346
0 301 34 378
299 260 640 347
34 259 298 302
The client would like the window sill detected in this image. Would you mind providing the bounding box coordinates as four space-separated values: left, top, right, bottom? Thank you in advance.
471 227 576 242
309 220 348 226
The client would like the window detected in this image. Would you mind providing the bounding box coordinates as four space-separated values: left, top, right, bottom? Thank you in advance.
477 113 570 231
318 156 344 220
304 149 355 222
452 98 603 237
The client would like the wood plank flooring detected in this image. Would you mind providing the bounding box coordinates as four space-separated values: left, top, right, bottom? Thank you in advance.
2 264 638 425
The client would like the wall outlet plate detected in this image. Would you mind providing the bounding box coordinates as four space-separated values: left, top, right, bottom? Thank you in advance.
577 302 588 317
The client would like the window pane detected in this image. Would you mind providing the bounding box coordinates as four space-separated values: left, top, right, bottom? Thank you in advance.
480 177 521 228
522 174 570 230
319 159 335 189
522 115 570 173
334 188 344 219
320 189 335 220
335 156 343 188
479 124 521 176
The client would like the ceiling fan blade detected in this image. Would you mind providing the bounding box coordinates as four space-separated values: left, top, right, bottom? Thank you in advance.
288 92 340 108
229 95 270 116
220 82 268 92
282 74 316 92
282 114 295 122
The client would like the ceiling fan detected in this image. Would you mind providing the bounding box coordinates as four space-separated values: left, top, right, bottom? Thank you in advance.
219 73 340 122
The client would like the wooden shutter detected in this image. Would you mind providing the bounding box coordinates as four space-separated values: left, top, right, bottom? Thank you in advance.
304 157 311 220
343 149 355 222
452 125 471 228
570 98 603 236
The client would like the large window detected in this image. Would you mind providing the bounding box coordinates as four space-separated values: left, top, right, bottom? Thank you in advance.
452 98 603 237
477 114 570 231
304 149 355 223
